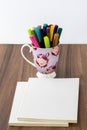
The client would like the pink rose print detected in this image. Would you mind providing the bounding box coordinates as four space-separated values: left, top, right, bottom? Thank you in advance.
51 46 59 56
36 53 49 68
45 65 56 74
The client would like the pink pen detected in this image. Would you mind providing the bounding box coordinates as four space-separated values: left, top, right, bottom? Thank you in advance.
29 35 40 48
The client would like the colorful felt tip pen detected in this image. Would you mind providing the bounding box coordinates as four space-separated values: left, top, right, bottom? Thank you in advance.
32 29 38 41
43 36 50 48
46 26 50 40
57 28 62 40
50 25 54 42
29 35 40 48
54 25 58 33
35 27 42 43
38 25 42 29
43 26 47 36
40 29 45 48
27 29 33 36
43 23 48 27
52 33 59 47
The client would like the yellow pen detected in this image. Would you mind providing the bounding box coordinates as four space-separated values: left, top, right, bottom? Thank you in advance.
50 25 54 42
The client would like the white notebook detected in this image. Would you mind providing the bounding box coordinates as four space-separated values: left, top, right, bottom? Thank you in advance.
9 82 68 127
17 78 79 123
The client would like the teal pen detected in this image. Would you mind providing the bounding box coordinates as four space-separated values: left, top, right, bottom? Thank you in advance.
43 36 50 48
35 27 42 43
43 23 48 27
57 28 62 40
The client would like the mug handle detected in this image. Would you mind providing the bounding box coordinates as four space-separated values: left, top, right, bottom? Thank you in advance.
21 44 36 67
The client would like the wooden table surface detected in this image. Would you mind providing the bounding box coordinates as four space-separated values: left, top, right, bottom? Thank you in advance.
0 44 87 130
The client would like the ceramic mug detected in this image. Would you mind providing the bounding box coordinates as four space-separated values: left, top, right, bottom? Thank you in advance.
21 44 60 77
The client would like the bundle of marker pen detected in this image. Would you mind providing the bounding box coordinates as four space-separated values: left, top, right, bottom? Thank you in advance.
27 24 62 48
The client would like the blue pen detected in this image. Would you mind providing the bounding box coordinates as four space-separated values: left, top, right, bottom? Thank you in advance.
43 26 47 36
35 27 42 43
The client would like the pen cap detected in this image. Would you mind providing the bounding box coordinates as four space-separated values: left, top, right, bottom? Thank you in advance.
38 25 42 29
46 27 50 40
35 27 42 43
53 33 59 47
54 25 58 33
44 36 50 48
29 35 40 48
50 25 54 42
57 28 62 39
32 29 38 41
43 23 48 27
43 26 47 36
40 29 45 48
27 29 33 36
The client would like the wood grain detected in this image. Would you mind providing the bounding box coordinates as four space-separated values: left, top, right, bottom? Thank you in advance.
0 44 87 130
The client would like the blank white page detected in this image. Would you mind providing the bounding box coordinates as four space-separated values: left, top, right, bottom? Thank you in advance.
9 82 68 127
17 78 79 123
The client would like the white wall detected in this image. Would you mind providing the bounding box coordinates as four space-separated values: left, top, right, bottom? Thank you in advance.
0 0 87 44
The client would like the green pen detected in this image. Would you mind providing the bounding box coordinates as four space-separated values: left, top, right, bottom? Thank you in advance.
44 36 50 48
27 28 39 42
27 29 33 36
32 29 38 42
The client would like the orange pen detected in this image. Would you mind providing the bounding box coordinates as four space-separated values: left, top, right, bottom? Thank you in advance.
52 33 59 47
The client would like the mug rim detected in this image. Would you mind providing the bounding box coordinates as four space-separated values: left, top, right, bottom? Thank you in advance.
31 44 60 50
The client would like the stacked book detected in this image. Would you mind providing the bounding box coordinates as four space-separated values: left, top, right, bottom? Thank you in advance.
9 78 79 127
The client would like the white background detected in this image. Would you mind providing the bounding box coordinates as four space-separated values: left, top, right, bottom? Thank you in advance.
0 0 87 44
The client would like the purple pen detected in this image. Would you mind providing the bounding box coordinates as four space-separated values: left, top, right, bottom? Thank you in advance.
54 25 58 33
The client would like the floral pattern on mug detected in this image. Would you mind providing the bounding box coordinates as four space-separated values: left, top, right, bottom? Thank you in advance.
21 44 60 74
51 46 59 56
36 53 49 68
32 45 60 74
45 65 56 74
